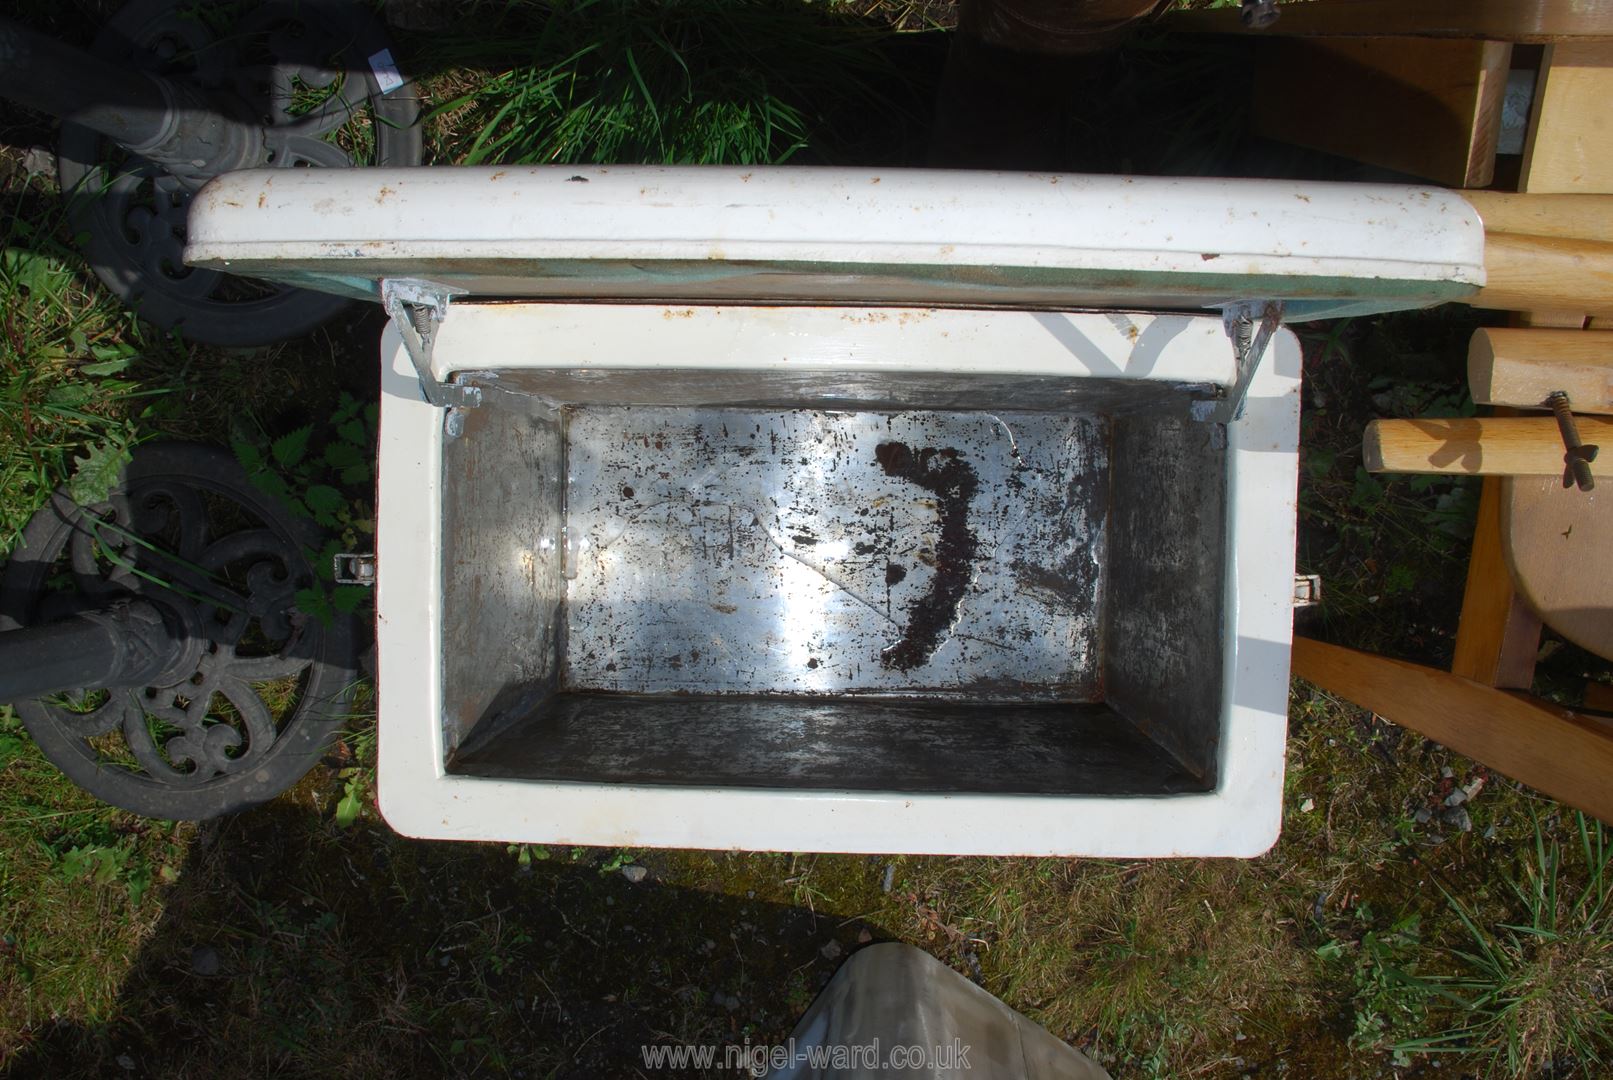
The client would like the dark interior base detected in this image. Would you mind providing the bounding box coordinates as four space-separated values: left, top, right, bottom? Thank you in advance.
448 694 1209 796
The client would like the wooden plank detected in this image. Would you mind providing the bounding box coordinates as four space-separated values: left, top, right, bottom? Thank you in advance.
1363 416 1613 475
1165 0 1613 41
1459 191 1613 241
1588 681 1613 710
1292 636 1613 824
1250 37 1509 186
1519 311 1590 329
1502 475 1613 661
1520 43 1613 194
1471 233 1613 315
1512 48 1613 326
1469 328 1613 413
1452 477 1542 687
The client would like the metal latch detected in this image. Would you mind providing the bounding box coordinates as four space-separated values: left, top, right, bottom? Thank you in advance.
334 552 377 586
381 278 480 434
1292 573 1322 608
1193 299 1285 425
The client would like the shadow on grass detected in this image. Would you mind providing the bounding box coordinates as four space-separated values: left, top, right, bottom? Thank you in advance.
3 801 889 1078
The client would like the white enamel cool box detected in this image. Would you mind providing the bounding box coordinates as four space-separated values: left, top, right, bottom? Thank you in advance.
187 167 1485 856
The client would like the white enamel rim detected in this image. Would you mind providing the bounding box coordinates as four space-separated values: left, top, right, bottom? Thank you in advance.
185 166 1484 312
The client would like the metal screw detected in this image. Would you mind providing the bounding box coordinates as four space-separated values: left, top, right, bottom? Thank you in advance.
1547 390 1599 492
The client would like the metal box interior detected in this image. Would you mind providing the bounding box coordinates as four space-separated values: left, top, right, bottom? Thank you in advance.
441 369 1227 798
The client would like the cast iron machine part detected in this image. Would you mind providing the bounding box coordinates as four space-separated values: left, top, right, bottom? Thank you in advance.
0 444 360 819
0 0 421 346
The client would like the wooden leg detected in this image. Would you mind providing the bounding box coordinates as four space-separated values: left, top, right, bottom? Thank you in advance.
1451 476 1542 688
1293 637 1613 824
1521 43 1613 195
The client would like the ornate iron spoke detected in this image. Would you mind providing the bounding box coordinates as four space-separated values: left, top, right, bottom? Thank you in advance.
0 443 360 819
212 679 279 775
55 688 139 740
225 649 316 684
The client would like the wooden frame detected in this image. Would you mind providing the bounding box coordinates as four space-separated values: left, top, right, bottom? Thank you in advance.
1165 0 1613 42
1248 37 1511 187
1293 637 1613 823
1451 478 1543 688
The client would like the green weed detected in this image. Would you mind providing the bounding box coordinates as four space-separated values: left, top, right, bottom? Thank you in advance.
506 842 552 866
1294 308 1487 662
1408 814 1613 1076
232 391 377 624
1318 906 1452 1065
0 183 172 546
419 0 912 166
58 838 155 908
0 706 186 1037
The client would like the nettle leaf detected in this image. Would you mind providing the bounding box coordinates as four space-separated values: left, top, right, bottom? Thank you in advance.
1350 467 1384 510
339 463 372 486
231 434 264 474
311 540 341 583
59 847 92 881
295 587 333 625
271 425 313 469
61 844 124 886
331 392 361 423
68 440 132 506
332 585 370 614
337 419 367 446
323 441 364 469
250 469 289 500
305 484 346 518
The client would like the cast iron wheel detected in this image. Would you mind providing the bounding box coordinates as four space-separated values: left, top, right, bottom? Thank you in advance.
56 0 422 346
0 443 360 819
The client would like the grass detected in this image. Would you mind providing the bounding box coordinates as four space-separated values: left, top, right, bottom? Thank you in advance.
0 177 155 545
1410 814 1613 1074
0 704 190 1039
4 4 1613 1077
411 0 925 167
900 857 1318 1073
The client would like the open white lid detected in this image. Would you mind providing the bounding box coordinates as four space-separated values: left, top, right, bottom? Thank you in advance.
185 165 1484 321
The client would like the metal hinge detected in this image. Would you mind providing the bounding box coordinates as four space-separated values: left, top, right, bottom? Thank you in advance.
381 278 480 435
334 552 377 586
1292 573 1322 608
1192 299 1285 425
